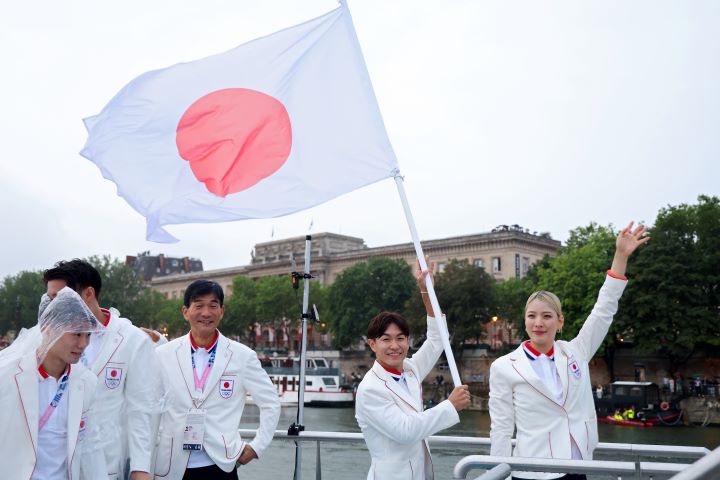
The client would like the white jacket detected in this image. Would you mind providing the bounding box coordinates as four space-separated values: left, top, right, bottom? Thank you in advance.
153 332 280 479
489 275 627 479
89 309 162 478
355 316 460 480
0 350 108 479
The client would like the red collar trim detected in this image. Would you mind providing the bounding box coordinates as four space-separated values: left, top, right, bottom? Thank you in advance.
99 308 111 327
524 340 554 358
190 331 219 350
38 364 71 379
380 364 403 376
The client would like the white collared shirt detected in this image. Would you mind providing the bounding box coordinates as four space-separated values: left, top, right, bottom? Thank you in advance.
33 367 70 480
523 342 563 404
387 371 411 395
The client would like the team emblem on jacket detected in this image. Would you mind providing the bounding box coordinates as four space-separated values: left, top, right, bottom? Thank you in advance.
78 414 88 441
568 359 581 379
219 378 235 399
105 367 123 389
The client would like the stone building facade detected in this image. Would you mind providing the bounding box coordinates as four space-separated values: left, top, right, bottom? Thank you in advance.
150 226 560 300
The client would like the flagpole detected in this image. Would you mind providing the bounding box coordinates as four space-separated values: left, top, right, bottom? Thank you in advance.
393 171 462 387
289 234 312 480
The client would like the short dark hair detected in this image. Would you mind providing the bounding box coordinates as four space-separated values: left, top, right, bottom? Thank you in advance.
43 259 103 299
367 311 410 339
184 280 224 308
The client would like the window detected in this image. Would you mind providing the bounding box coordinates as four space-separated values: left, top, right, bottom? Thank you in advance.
522 257 530 274
437 262 446 273
492 257 502 273
322 377 337 386
473 258 484 269
314 359 328 368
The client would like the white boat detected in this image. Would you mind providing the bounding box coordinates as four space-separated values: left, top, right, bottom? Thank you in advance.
247 356 355 407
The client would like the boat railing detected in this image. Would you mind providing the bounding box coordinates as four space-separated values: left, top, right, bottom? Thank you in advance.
469 464 511 480
238 429 710 479
264 366 339 376
453 455 688 479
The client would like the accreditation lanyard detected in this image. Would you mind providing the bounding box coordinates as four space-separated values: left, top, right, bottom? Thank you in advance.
38 367 70 432
191 341 218 392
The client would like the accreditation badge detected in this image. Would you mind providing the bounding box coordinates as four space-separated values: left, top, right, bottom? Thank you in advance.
183 409 207 451
105 367 123 389
219 377 235 399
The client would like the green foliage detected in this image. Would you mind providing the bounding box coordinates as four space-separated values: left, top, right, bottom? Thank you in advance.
621 195 720 374
494 276 533 332
223 276 259 337
0 270 45 335
327 257 415 348
432 260 496 349
87 255 167 328
403 259 496 370
154 298 185 337
223 274 327 339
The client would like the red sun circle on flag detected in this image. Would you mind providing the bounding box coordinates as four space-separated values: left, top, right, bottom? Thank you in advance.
224 382 230 388
176 88 292 197
111 370 118 377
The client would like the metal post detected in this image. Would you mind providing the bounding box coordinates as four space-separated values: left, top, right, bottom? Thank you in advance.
292 235 312 480
394 172 461 386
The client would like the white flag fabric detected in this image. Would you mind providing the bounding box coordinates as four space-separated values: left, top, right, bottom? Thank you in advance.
81 4 397 242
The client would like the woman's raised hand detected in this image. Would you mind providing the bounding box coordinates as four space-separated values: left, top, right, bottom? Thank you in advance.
616 221 650 258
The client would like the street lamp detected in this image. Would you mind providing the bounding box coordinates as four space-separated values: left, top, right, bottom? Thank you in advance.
491 316 498 349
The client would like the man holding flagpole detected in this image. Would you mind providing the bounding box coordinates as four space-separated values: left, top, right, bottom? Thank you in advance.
355 260 471 480
154 280 280 479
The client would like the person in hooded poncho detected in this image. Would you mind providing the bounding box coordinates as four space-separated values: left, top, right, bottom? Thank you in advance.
0 287 108 479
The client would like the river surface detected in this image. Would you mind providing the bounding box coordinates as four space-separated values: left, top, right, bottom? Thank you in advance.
237 406 720 479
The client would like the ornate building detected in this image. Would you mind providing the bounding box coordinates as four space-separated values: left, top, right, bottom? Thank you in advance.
150 225 559 299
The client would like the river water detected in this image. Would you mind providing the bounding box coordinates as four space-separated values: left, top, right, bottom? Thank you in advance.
238 406 720 479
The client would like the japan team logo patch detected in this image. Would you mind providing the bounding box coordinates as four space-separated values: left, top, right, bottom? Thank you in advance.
105 367 123 389
78 414 88 441
568 359 581 380
219 378 235 399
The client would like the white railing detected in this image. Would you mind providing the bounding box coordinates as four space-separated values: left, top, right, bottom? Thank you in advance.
453 455 686 479
239 429 710 479
669 445 720 480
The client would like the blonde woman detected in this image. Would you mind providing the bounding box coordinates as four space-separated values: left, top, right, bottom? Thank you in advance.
489 222 649 480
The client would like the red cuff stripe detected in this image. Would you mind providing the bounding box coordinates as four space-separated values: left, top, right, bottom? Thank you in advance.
607 269 628 280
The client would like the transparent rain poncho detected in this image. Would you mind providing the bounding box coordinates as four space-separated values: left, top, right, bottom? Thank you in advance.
37 292 52 320
36 286 99 364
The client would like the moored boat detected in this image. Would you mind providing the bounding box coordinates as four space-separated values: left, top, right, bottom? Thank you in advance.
247 356 355 407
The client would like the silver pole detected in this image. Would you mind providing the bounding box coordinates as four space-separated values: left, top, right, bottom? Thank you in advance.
293 234 312 480
298 234 312 421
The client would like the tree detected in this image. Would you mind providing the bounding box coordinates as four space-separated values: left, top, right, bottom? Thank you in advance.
621 195 720 375
327 257 415 348
153 298 185 337
0 270 45 336
406 260 496 369
223 276 259 339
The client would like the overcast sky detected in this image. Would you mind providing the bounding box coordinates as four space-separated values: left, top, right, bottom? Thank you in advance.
1 0 718 280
